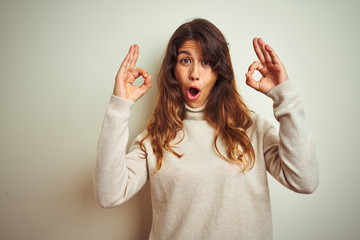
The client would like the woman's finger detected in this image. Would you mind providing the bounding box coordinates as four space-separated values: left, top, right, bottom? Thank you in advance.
258 38 273 64
117 45 133 76
132 68 148 79
139 74 152 93
247 61 264 75
246 61 264 91
129 44 139 71
253 38 266 63
265 44 281 65
245 72 260 91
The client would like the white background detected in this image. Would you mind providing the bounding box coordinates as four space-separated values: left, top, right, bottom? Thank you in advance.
1 0 359 239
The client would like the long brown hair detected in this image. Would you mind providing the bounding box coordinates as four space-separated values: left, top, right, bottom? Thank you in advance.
140 18 255 174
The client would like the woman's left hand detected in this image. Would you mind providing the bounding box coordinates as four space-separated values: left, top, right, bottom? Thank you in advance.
245 38 289 94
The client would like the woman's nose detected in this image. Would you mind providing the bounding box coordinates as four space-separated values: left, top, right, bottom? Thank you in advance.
190 64 199 81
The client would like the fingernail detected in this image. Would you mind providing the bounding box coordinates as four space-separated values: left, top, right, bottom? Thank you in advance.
144 73 148 77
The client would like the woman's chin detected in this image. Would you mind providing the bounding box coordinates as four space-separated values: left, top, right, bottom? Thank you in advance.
185 99 205 108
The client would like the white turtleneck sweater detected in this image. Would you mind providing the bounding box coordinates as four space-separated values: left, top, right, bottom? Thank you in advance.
95 81 319 240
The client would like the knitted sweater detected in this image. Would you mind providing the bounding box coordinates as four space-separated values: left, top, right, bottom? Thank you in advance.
95 81 319 240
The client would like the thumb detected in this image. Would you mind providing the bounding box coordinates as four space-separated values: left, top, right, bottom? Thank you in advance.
139 74 152 94
245 72 260 91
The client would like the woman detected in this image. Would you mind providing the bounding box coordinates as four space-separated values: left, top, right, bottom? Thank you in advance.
95 18 318 239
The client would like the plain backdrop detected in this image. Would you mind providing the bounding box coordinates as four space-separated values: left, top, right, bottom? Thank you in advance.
1 0 359 239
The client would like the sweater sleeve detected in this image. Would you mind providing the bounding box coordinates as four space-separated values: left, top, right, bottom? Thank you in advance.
95 95 149 208
263 81 319 194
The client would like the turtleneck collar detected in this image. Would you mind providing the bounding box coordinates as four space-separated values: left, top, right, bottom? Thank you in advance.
185 103 206 120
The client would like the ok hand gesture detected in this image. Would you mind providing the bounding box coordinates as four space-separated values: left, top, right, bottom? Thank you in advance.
245 38 289 94
113 44 152 102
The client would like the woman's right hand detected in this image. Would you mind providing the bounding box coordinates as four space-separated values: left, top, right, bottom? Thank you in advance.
113 44 152 102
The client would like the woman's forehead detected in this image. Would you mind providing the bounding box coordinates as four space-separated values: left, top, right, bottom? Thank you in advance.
178 40 203 55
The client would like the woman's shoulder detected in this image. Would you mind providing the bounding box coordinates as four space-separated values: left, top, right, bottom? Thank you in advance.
248 111 274 135
132 129 150 145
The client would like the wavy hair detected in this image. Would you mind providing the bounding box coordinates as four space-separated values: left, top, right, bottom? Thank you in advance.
140 18 255 174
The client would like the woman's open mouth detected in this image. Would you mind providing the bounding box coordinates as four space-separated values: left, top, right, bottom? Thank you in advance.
187 86 200 100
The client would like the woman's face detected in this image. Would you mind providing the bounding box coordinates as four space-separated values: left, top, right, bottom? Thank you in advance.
174 40 218 108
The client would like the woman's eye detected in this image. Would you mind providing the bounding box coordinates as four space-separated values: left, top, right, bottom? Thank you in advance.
202 60 211 66
180 59 191 64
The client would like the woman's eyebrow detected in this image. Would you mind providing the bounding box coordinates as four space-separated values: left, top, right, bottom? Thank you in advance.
178 50 191 56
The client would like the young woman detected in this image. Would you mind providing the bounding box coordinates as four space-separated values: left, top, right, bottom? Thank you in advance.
95 18 318 239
